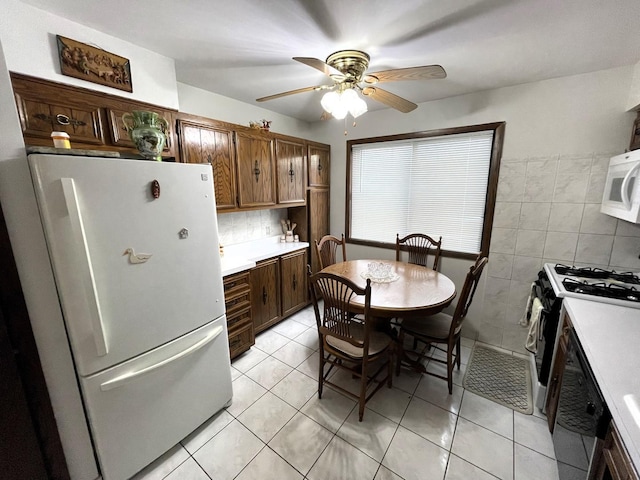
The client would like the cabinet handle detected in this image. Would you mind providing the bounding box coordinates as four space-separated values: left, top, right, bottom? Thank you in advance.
254 160 261 182
317 162 323 171
207 154 212 164
34 113 87 127
292 274 297 290
262 286 267 305
289 162 295 182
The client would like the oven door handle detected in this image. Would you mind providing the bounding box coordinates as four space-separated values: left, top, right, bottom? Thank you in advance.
621 161 640 210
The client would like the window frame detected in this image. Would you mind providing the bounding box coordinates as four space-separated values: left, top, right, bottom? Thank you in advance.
345 121 505 259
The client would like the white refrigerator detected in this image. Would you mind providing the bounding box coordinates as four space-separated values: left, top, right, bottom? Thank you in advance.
28 154 233 480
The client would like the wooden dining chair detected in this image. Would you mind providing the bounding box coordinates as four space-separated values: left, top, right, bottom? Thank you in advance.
315 234 347 270
308 269 393 421
396 233 442 271
396 255 488 394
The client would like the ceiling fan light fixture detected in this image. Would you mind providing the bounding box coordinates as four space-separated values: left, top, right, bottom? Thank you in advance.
321 88 367 119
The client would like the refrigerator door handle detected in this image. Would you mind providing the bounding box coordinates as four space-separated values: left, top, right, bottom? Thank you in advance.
99 325 223 391
60 178 109 356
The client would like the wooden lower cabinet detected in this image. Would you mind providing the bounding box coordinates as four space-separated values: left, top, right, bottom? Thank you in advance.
223 271 254 359
250 249 310 335
591 422 639 480
280 250 308 317
250 257 281 333
546 311 572 432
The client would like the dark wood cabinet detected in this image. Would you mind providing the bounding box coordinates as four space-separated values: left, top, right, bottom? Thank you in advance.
591 422 639 480
236 131 276 208
280 249 308 317
223 271 254 359
630 110 640 152
177 119 237 211
308 143 330 187
10 72 178 160
275 138 306 205
250 257 281 333
546 311 572 432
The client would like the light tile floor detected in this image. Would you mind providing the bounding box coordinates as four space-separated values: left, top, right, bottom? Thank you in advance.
133 306 559 480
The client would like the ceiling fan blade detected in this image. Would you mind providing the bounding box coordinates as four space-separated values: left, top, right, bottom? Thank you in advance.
364 65 446 84
256 85 326 102
361 86 417 113
293 57 345 78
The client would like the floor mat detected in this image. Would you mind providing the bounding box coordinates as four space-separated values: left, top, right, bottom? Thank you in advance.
463 344 533 415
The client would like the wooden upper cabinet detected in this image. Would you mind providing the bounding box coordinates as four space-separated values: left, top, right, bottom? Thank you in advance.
177 120 237 210
10 73 178 159
14 94 106 146
275 138 306 205
236 130 276 208
308 143 330 187
107 108 174 155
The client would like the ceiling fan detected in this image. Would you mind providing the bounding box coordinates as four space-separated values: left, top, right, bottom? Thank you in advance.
256 50 446 117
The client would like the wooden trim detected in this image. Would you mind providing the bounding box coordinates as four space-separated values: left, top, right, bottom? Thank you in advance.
345 121 506 258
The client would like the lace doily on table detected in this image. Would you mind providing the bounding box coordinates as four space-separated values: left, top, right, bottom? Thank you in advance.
360 271 400 283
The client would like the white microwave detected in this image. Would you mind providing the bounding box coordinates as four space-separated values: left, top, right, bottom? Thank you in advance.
601 150 640 223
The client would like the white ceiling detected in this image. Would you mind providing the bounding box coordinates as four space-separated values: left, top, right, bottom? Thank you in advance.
21 0 640 122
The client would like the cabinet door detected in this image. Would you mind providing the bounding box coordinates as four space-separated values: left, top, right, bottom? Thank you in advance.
280 250 308 317
276 138 306 205
236 131 276 207
593 422 639 480
545 312 572 432
178 121 237 210
14 94 106 145
250 258 280 333
308 143 330 187
309 188 330 273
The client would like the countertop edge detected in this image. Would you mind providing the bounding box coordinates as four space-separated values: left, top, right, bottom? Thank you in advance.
220 237 309 277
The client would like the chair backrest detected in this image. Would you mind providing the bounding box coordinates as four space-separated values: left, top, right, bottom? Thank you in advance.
450 255 488 335
315 234 347 270
308 270 372 351
396 233 442 270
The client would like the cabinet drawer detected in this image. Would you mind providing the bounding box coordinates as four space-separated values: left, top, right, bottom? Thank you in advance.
228 322 254 360
227 307 251 332
224 272 251 295
225 291 251 317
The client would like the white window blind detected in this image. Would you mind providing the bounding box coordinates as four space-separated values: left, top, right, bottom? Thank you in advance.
350 131 493 254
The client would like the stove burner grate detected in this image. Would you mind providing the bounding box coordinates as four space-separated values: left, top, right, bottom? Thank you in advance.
561 278 640 302
554 264 640 285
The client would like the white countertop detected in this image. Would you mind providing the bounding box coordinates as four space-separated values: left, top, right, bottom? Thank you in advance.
220 236 309 277
563 298 640 472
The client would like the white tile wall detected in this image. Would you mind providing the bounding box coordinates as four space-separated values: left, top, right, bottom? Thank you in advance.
480 152 640 353
217 209 288 246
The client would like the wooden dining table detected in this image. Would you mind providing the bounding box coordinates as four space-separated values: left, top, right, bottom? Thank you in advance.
320 259 457 320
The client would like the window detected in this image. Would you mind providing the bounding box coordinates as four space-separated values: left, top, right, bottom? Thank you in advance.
346 122 504 257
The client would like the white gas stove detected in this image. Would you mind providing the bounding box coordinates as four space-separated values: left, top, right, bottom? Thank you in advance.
543 263 640 309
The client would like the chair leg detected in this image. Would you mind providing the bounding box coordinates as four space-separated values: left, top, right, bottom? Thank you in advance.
318 349 324 399
456 337 462 369
387 347 393 388
446 347 454 395
395 330 405 376
358 361 368 422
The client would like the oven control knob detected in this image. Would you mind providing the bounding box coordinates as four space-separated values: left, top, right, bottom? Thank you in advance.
586 402 596 416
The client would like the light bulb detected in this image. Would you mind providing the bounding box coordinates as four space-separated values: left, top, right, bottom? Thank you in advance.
321 91 339 113
349 95 368 118
331 99 348 119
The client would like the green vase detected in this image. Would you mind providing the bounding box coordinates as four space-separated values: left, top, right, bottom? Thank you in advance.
122 110 168 161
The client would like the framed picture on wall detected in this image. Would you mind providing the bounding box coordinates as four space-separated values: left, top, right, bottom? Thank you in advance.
56 35 132 92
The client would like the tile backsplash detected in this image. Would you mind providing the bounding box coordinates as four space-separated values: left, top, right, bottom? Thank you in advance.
473 152 640 353
217 209 289 246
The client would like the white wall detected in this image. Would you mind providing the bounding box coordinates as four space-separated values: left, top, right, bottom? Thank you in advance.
628 61 640 111
177 83 313 139
313 65 637 350
1 0 179 109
